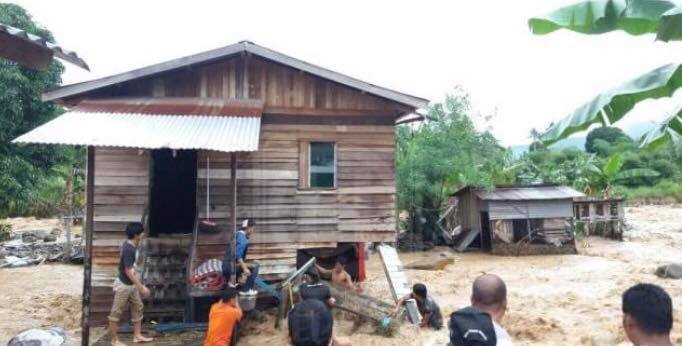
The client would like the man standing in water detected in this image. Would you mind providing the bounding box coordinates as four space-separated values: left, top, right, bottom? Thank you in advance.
622 283 674 346
315 256 356 290
108 222 153 346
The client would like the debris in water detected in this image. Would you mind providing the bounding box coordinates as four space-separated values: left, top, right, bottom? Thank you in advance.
8 327 66 346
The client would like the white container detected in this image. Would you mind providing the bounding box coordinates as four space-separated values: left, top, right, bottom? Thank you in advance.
238 290 257 311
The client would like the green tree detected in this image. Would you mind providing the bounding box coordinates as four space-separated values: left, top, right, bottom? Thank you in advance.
0 4 79 217
396 89 509 239
529 0 682 148
584 126 632 153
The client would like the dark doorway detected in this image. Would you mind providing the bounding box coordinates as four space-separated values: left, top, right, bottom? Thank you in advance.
149 149 197 236
512 219 529 241
480 212 492 250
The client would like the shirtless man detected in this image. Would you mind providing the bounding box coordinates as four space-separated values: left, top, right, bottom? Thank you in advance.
315 257 356 290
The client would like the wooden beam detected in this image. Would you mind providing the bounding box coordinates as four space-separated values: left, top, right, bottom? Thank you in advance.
328 284 398 323
229 152 237 284
81 146 95 346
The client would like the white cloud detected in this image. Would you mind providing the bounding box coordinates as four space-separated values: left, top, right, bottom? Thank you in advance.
11 0 682 145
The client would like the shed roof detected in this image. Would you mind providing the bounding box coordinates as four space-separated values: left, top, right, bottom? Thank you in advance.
0 22 89 70
42 41 428 110
453 185 584 201
13 97 261 152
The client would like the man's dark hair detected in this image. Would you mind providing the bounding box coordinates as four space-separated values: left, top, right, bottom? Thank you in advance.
125 222 144 239
335 256 347 266
472 274 507 309
306 267 320 283
622 283 673 335
242 219 256 228
222 287 238 302
288 299 333 346
413 283 427 299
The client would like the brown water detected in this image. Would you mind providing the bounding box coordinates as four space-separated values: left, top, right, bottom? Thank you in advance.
1 206 681 345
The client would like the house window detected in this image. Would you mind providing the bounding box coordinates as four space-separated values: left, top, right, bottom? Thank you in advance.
610 202 618 216
309 142 335 188
596 204 604 216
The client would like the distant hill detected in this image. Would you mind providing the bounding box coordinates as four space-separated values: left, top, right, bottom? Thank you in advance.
509 122 656 156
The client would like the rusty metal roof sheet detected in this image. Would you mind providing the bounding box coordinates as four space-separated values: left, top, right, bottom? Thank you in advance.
13 98 261 152
42 41 428 109
0 22 89 70
74 97 264 117
454 185 584 201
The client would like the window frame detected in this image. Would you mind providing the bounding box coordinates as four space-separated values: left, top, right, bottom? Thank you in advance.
306 141 337 190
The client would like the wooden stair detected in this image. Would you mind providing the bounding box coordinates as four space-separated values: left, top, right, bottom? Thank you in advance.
141 236 192 323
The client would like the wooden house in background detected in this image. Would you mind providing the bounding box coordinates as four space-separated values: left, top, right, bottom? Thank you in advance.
573 196 625 240
451 185 584 255
14 41 428 330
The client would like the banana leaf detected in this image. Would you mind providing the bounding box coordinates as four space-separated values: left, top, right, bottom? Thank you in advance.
657 5 682 41
540 63 682 145
639 109 682 148
529 0 676 37
603 153 624 178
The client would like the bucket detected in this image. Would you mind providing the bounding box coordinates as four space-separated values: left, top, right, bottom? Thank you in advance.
238 290 257 311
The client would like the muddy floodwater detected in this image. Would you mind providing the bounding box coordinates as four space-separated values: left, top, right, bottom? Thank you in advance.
1 205 681 345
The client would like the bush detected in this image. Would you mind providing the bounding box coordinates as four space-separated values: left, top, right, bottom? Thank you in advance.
615 181 682 203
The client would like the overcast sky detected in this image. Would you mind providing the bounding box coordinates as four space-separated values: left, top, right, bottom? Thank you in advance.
10 0 682 146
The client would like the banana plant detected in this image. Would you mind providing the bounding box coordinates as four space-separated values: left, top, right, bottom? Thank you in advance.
529 0 682 148
587 153 660 197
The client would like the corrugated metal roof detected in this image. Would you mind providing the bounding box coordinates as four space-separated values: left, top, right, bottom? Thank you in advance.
42 41 428 109
0 22 89 70
74 97 264 117
474 186 584 201
13 111 260 152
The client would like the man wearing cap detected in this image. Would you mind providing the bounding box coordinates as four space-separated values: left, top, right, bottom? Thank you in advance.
223 219 259 292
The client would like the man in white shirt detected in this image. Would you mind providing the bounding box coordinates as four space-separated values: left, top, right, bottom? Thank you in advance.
470 274 513 346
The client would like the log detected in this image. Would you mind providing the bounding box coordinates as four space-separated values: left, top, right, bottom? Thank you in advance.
328 284 398 324
404 257 454 271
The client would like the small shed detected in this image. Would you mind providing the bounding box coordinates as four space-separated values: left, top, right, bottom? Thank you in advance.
13 41 428 332
573 196 625 240
451 185 584 255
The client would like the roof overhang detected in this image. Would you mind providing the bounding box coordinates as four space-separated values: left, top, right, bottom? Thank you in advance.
13 97 262 152
0 22 89 71
42 41 427 110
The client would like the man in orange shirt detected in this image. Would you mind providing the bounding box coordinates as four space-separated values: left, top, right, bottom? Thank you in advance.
204 287 243 346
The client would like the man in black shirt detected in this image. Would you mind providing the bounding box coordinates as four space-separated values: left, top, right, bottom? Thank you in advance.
299 267 335 307
108 222 153 345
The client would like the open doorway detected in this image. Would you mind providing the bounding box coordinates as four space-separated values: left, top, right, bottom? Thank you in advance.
480 212 492 250
149 149 197 236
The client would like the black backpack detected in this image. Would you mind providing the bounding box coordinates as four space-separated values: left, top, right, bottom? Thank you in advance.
288 299 333 346
448 306 497 346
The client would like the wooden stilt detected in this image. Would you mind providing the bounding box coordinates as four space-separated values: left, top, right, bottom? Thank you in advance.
81 146 95 346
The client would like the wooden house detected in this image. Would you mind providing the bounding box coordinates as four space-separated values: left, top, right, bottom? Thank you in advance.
573 196 625 240
13 41 428 330
451 185 584 255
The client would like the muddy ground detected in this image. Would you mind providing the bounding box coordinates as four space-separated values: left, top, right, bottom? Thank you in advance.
1 205 681 345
